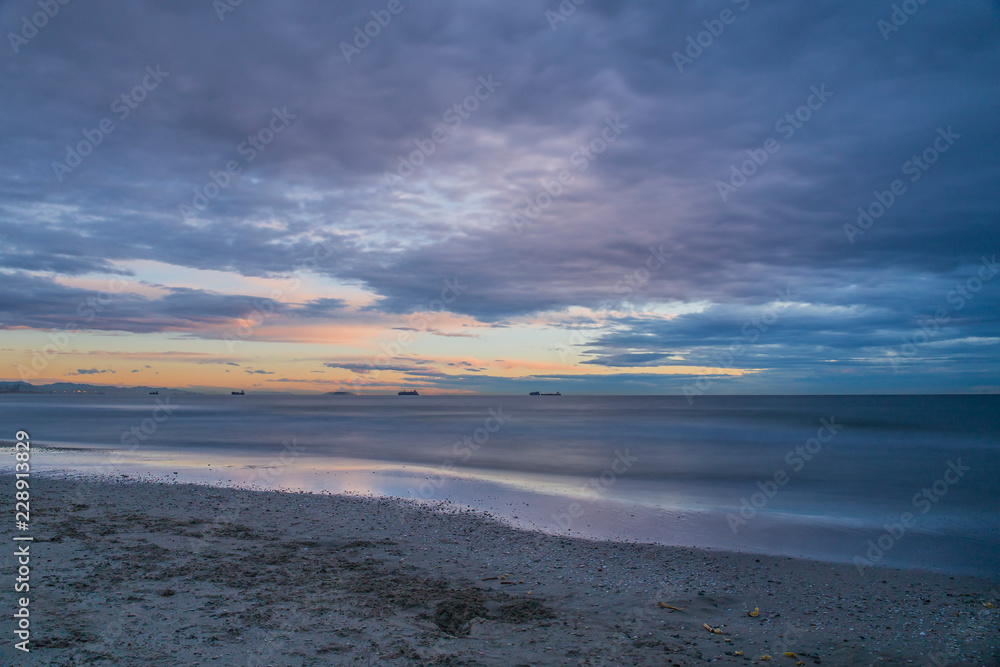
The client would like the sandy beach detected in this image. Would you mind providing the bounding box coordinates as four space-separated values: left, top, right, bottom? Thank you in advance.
2 474 997 666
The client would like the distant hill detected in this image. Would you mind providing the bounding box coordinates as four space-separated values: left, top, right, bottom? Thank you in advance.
0 381 197 395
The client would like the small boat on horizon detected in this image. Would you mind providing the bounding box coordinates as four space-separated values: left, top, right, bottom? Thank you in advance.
149 391 158 395
530 391 561 396
231 390 245 395
397 390 419 396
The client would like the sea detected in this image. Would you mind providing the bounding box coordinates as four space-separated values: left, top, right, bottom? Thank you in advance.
1 393 997 578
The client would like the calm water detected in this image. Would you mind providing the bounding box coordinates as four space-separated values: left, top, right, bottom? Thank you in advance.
1 394 997 577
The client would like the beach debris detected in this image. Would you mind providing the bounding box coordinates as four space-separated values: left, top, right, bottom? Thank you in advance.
702 622 723 634
783 652 797 658
657 602 684 611
433 597 487 636
983 602 995 608
748 607 760 617
796 662 806 666
481 576 498 581
759 656 772 661
733 650 743 656
724 638 732 642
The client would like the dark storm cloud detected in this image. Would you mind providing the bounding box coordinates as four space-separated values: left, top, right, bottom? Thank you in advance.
1 0 998 390
0 272 345 333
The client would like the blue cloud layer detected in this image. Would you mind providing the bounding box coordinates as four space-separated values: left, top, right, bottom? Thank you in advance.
1 0 998 392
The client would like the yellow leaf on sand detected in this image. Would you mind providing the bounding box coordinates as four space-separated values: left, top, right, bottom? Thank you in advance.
734 651 743 656
724 638 732 642
984 602 995 608
748 607 760 617
784 653 797 658
796 662 806 666
760 656 772 662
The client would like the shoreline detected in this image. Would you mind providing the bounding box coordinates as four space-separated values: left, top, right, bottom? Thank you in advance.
2 475 997 665
17 448 1000 580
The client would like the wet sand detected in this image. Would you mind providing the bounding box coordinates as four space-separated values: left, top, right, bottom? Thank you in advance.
2 475 997 666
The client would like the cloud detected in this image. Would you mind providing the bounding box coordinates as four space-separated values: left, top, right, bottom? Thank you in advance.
0 272 345 335
0 0 997 392
323 359 447 378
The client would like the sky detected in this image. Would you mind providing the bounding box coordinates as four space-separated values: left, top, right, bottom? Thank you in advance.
1 0 998 395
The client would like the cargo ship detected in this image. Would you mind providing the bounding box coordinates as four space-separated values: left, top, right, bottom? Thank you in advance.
397 390 419 396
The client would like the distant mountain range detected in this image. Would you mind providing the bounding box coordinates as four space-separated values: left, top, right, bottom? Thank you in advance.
0 381 197 395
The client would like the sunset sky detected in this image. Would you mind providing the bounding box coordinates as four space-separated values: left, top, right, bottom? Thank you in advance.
1 0 998 394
